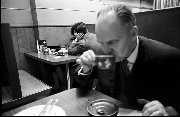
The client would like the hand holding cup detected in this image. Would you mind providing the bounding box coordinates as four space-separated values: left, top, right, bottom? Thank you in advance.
76 50 96 73
95 55 115 70
76 50 115 73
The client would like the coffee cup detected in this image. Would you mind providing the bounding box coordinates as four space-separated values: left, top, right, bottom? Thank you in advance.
95 55 115 70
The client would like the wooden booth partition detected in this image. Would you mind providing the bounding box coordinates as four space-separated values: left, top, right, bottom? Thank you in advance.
1 23 22 100
135 7 180 49
1 23 51 112
13 26 41 81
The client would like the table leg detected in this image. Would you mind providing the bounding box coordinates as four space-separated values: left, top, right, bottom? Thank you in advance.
55 66 68 91
40 64 68 93
66 64 70 89
52 71 60 90
42 64 61 93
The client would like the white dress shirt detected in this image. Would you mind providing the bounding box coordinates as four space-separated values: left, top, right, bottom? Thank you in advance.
126 36 139 72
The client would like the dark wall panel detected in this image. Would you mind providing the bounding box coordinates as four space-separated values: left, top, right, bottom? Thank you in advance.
135 7 180 49
1 23 22 99
86 24 95 34
10 28 21 69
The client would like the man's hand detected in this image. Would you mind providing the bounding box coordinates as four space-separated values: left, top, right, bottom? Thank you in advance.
76 50 96 73
72 38 78 44
77 33 84 41
137 99 168 116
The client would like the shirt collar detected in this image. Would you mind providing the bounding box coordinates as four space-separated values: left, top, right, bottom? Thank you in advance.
127 36 139 64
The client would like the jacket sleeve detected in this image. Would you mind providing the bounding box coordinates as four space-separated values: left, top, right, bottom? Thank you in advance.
70 64 98 89
68 42 88 55
157 53 180 115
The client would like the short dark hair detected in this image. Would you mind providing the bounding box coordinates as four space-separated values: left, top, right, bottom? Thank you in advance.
97 4 136 28
71 22 87 35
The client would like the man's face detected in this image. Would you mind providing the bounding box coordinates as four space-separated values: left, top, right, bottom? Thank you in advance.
74 31 84 41
95 11 134 61
74 31 78 37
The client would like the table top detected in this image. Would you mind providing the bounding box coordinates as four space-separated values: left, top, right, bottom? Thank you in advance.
2 88 142 116
25 52 79 65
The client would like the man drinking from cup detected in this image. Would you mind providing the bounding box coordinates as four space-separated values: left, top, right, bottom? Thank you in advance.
72 4 180 116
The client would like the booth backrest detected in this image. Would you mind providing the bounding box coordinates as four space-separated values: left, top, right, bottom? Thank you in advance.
1 23 22 99
135 7 180 49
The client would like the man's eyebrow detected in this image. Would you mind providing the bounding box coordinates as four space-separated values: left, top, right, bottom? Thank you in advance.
108 39 119 42
99 39 118 43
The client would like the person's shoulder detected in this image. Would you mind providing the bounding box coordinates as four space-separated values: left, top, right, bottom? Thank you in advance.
138 36 180 58
85 32 96 38
84 32 97 43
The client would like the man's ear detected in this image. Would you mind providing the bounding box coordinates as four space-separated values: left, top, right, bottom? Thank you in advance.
131 26 138 38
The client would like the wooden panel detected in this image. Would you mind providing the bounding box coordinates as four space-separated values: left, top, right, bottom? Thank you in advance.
86 24 95 34
2 87 13 103
2 73 51 112
16 28 36 71
1 23 22 99
2 69 52 112
10 28 21 69
38 27 72 46
135 7 180 49
16 28 36 52
0 31 10 86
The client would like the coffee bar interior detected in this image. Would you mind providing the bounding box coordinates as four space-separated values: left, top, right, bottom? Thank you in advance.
1 0 180 116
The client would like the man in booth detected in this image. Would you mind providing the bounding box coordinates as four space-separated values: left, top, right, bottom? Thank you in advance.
72 4 180 116
68 22 101 55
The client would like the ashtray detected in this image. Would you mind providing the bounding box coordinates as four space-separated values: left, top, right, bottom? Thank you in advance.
87 99 119 116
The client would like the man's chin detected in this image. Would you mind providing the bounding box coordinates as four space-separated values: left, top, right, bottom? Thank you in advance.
115 56 123 62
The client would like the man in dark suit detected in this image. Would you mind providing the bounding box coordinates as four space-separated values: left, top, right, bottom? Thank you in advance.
73 4 180 116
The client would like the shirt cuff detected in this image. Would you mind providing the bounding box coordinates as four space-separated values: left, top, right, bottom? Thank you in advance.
78 66 93 75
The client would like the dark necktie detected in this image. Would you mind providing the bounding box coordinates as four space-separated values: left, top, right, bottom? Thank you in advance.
121 59 130 77
117 59 130 105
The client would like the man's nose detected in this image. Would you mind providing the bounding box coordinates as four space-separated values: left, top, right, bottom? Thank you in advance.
102 44 112 54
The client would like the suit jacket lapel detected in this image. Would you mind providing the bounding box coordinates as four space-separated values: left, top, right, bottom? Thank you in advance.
130 36 149 81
